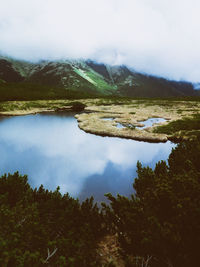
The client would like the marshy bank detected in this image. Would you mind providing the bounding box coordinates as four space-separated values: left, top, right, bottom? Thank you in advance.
0 98 199 143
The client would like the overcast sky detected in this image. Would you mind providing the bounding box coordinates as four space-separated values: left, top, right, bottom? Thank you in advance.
0 0 200 82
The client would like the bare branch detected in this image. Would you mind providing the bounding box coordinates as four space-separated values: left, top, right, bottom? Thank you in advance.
144 255 152 267
44 247 58 263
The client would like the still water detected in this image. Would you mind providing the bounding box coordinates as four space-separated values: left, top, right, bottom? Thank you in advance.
136 118 167 130
0 112 175 202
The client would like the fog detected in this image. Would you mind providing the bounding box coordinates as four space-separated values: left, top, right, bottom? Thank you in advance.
0 0 200 82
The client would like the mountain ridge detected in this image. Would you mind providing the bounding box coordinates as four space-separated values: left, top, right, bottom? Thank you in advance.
0 55 199 100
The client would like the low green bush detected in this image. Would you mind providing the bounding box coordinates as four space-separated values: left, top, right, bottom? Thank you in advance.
0 173 105 266
104 137 200 267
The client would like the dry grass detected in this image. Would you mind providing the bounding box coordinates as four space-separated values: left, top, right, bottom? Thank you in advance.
96 234 124 267
0 99 199 142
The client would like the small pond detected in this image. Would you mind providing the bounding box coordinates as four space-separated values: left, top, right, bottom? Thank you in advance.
102 117 166 130
0 112 175 202
102 118 128 129
137 118 166 130
136 118 166 130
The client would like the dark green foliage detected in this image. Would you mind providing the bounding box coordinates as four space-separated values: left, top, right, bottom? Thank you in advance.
1 138 200 266
154 114 200 135
0 173 105 266
0 81 97 101
70 101 86 111
105 138 200 267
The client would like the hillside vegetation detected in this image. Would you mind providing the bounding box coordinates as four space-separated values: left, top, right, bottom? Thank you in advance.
0 56 199 100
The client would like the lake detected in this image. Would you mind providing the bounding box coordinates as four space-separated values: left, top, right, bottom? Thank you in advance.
0 112 175 202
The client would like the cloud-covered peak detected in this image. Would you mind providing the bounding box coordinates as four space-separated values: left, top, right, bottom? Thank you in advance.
0 0 200 82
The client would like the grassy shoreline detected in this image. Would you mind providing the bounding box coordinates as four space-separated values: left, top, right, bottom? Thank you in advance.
0 98 199 142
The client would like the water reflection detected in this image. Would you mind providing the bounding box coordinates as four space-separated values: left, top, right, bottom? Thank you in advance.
137 117 167 129
0 112 175 202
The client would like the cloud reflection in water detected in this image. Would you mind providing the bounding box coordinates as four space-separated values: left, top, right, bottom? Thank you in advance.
0 113 175 201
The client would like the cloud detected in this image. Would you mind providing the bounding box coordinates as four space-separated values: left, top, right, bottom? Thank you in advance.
0 113 175 196
0 0 200 82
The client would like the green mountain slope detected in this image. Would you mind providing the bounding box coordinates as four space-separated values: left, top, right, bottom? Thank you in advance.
0 56 198 100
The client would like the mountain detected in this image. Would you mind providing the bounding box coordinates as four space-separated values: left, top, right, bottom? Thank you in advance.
0 55 198 100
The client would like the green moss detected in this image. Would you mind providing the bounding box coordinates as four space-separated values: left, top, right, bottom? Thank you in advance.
154 113 200 135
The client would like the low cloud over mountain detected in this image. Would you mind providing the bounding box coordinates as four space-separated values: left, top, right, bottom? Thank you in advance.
0 57 198 99
0 0 200 83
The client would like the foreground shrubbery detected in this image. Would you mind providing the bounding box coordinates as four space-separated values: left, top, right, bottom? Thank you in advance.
0 138 200 266
0 174 105 266
105 137 200 267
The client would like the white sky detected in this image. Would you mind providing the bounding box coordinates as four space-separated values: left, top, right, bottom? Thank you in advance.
0 0 200 82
